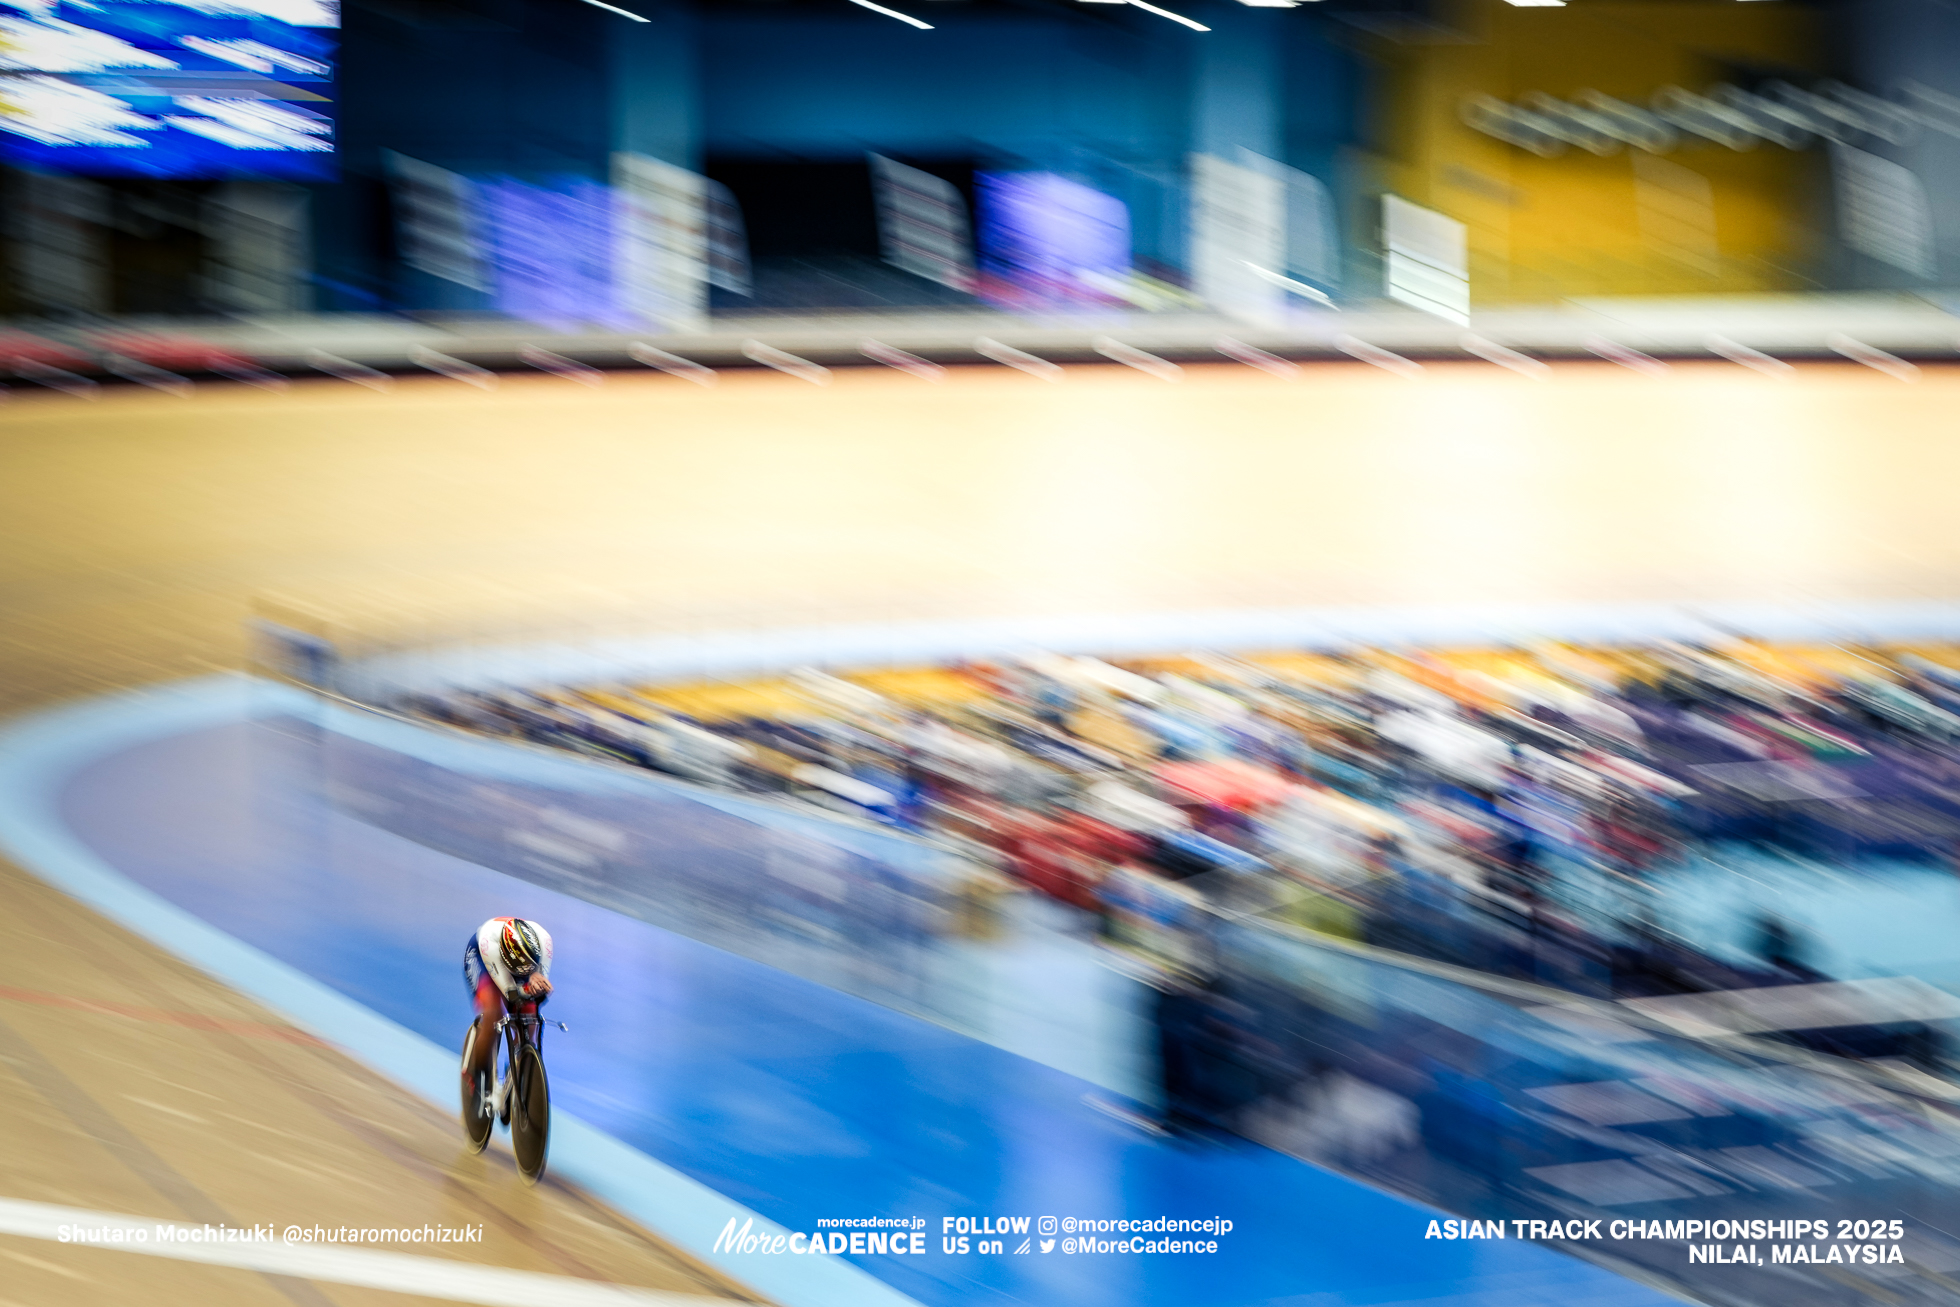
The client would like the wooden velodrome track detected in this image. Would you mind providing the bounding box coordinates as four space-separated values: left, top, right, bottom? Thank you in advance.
2 359 1958 1305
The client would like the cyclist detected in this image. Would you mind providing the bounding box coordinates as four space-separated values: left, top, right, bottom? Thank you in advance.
463 917 554 1089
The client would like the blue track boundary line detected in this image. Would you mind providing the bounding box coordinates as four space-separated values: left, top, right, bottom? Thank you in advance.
0 675 923 1307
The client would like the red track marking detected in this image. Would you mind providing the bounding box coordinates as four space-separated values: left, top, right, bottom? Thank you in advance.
0 984 325 1045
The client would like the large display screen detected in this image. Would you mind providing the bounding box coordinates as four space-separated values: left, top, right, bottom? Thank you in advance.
0 0 335 179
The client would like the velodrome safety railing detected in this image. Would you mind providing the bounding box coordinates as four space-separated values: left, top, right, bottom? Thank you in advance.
256 605 1960 1307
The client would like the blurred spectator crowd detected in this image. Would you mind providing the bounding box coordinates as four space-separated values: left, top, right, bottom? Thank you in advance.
402 639 1960 1086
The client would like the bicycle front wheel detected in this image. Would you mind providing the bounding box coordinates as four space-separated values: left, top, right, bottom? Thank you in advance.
509 1044 550 1183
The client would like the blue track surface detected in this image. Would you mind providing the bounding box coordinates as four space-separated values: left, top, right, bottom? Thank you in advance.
29 689 1674 1307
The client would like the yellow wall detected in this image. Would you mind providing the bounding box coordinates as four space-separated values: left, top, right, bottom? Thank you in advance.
1374 0 1826 301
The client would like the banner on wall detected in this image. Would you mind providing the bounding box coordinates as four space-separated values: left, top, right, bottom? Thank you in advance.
612 153 752 328
1832 143 1936 280
975 171 1129 307
4 171 111 316
1189 152 1285 325
203 182 313 312
1382 194 1468 325
1189 150 1340 320
869 153 974 292
1283 166 1341 293
480 177 618 327
1631 153 1718 278
612 152 710 332
383 151 485 292
704 178 752 298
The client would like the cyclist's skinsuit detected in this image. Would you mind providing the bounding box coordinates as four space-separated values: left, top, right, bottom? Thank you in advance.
462 917 552 1078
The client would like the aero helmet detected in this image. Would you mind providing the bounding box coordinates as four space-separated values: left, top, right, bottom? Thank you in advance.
499 919 543 976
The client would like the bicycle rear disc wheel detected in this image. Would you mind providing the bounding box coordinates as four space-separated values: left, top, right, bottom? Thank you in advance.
460 1021 493 1153
509 1045 550 1183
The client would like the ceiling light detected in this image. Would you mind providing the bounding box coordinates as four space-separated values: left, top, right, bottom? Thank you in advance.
1127 0 1210 29
849 0 934 24
575 0 650 20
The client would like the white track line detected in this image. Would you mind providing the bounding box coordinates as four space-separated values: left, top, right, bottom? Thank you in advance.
1460 334 1548 379
0 1197 712 1307
741 340 830 385
1582 335 1668 376
103 355 193 397
307 350 393 391
409 347 498 390
520 346 604 387
9 357 99 398
860 340 944 381
1092 336 1180 381
1215 337 1297 377
1705 335 1794 377
973 338 1061 381
627 343 716 386
1334 335 1421 377
1828 333 1918 382
209 359 289 391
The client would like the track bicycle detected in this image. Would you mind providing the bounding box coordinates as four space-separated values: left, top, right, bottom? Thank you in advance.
461 1009 565 1183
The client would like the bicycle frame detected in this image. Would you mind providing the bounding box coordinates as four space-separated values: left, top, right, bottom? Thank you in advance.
490 1012 566 1119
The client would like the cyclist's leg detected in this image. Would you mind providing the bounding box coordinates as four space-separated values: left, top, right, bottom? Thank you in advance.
466 972 505 1079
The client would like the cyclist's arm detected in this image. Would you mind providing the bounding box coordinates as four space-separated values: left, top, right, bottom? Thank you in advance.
523 924 554 999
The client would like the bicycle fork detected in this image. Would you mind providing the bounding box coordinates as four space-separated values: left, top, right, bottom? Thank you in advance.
487 1015 566 1122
